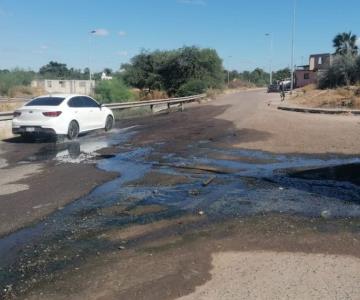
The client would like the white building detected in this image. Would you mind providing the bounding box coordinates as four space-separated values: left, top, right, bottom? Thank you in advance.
101 72 113 80
31 79 95 95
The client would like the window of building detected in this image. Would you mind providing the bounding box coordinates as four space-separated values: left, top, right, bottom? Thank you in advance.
79 81 86 87
318 57 322 64
47 81 52 88
304 73 310 80
59 81 66 88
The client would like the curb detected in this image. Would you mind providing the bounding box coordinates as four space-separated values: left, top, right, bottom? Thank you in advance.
277 105 360 115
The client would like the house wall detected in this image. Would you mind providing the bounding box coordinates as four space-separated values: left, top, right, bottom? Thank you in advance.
295 70 317 88
31 80 95 95
309 54 331 71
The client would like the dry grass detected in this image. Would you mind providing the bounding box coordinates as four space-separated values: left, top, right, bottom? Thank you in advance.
133 89 169 101
0 102 23 112
228 79 256 90
290 85 360 109
7 86 45 98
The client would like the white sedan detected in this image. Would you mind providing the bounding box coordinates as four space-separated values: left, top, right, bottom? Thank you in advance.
12 94 114 140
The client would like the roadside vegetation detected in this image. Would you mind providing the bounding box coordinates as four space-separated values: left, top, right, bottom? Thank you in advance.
0 45 289 104
121 46 224 97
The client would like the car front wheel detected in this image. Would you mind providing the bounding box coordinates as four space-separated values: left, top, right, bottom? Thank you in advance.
67 120 79 140
105 115 114 132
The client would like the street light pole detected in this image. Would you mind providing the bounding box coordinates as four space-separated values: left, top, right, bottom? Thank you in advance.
290 0 296 93
89 31 94 81
265 33 273 85
227 56 232 86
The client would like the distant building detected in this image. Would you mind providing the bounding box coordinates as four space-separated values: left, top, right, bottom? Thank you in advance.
294 53 332 88
31 79 95 95
101 72 113 80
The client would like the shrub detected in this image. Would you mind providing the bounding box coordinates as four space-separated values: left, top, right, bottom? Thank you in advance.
318 54 357 89
176 79 207 97
0 69 35 96
95 78 133 103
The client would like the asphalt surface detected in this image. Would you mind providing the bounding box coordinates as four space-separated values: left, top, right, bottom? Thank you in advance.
1 89 360 299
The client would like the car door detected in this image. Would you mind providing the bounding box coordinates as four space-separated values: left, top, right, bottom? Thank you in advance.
67 96 90 132
81 96 104 129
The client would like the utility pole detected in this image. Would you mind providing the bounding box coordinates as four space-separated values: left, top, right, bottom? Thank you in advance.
290 0 296 93
227 56 232 86
265 33 273 85
89 30 96 82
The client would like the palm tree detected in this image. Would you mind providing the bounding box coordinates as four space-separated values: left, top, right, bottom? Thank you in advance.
333 32 358 56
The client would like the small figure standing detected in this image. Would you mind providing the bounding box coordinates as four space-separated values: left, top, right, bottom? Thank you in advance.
280 83 285 102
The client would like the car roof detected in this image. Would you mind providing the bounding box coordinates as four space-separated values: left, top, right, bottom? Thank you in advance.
35 94 92 99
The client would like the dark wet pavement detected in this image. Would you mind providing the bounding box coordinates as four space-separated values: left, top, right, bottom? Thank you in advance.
1 128 360 297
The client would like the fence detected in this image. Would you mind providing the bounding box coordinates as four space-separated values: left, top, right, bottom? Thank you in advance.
0 94 207 122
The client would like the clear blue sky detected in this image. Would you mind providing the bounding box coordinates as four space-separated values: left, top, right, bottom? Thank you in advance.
0 0 359 72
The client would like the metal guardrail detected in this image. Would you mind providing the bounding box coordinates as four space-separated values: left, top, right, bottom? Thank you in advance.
0 94 207 122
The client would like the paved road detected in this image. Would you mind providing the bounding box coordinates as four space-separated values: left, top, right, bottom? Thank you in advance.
1 89 360 299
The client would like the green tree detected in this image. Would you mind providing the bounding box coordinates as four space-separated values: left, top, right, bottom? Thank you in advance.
122 46 224 96
333 32 358 56
122 51 164 93
39 61 69 79
176 79 207 97
273 68 291 82
94 78 133 103
318 54 357 88
157 47 224 95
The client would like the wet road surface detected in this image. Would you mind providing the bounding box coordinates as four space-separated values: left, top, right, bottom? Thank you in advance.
1 126 360 298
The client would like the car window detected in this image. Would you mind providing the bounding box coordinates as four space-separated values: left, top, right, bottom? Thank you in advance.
67 97 84 108
25 97 65 106
82 97 99 108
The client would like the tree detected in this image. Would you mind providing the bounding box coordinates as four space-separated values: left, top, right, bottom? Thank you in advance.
104 68 113 76
94 78 133 103
333 32 358 56
122 51 164 93
122 46 224 96
318 54 357 88
273 68 291 82
39 61 69 79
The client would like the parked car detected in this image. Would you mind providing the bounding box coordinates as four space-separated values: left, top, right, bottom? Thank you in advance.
12 94 114 140
267 84 280 93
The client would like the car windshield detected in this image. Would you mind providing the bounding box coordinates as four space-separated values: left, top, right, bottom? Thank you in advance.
25 97 65 106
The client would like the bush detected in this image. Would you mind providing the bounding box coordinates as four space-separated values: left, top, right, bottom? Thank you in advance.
0 69 35 96
122 46 224 96
176 79 207 97
318 54 357 89
94 79 133 103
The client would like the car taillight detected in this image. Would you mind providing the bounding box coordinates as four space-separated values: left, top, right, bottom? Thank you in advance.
13 111 21 117
42 111 62 117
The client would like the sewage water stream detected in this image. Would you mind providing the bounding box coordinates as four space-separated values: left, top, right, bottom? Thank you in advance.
1 131 360 296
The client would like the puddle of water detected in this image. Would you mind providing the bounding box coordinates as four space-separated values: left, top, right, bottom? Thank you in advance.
24 127 138 164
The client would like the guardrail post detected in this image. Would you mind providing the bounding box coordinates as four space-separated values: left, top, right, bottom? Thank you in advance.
181 102 184 112
167 103 171 113
150 105 154 113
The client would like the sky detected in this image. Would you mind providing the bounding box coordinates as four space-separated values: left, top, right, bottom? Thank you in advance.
0 0 360 73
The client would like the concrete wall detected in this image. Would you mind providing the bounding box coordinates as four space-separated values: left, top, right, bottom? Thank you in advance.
295 70 317 88
31 80 95 95
309 54 331 71
0 120 13 139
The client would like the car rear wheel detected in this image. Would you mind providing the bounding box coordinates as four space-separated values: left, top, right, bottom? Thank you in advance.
105 115 114 132
67 121 79 140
